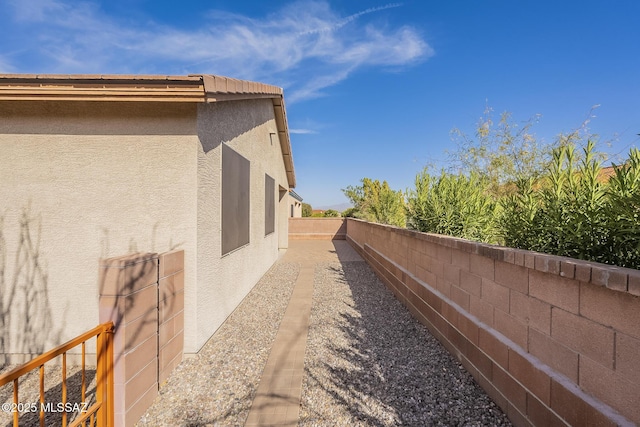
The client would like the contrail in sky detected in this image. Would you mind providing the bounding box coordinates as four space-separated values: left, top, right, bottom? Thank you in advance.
299 3 403 36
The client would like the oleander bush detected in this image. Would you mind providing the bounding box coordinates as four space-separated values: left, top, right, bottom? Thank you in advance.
500 141 640 269
343 109 640 269
403 140 640 268
406 170 500 244
604 148 640 267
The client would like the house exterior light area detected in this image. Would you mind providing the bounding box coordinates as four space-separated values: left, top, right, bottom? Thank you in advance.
289 190 303 217
0 73 296 362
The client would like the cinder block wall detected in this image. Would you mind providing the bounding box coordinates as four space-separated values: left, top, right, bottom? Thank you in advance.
158 250 185 385
99 253 159 427
99 250 184 427
346 219 640 426
289 217 346 240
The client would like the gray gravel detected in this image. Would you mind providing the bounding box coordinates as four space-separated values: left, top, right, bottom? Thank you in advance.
136 261 299 427
299 260 512 427
3 248 512 427
0 363 97 427
4 245 512 426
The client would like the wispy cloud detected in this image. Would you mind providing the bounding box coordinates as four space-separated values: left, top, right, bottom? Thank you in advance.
1 0 433 102
289 129 318 135
297 3 403 36
0 55 16 73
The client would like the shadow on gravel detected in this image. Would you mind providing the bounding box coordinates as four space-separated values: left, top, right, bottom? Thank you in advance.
182 388 255 427
1 369 96 427
304 241 510 426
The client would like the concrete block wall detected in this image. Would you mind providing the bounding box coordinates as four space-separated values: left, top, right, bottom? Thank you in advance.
346 218 639 426
99 250 184 427
288 217 346 240
158 250 185 385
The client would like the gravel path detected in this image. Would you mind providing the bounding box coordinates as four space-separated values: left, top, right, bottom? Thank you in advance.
299 259 512 427
1 363 98 427
137 261 299 426
138 240 511 426
3 242 512 426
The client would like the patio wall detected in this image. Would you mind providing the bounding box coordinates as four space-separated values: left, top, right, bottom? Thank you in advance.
99 250 184 427
289 217 346 240
346 218 640 426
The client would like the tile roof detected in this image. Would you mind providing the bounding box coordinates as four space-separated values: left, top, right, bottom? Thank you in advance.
0 73 295 187
0 74 283 102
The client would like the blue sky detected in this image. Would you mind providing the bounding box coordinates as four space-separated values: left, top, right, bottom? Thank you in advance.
2 0 639 208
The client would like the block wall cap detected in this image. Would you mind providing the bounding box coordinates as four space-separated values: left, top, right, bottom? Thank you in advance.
345 218 640 297
100 252 159 268
0 73 295 187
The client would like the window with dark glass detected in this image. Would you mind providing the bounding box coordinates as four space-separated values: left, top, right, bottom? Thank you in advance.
222 144 250 255
265 174 275 236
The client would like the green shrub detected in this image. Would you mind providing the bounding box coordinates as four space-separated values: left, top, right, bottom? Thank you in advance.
448 109 550 197
542 141 608 261
302 203 312 217
500 141 640 269
406 170 500 243
342 178 406 227
341 207 359 218
343 108 640 269
499 177 541 249
602 147 640 267
323 209 340 217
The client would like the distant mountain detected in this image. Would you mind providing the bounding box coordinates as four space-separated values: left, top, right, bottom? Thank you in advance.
316 202 352 212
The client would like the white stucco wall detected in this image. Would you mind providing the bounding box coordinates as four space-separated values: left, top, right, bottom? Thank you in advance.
0 101 199 361
289 195 303 217
193 98 289 352
0 97 291 360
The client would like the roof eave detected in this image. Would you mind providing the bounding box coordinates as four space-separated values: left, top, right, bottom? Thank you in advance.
0 74 206 102
0 73 297 188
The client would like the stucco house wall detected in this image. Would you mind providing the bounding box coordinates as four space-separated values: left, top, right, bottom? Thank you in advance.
0 74 295 361
288 192 303 218
194 99 290 349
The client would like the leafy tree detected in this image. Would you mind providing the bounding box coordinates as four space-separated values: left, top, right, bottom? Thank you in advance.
323 209 340 217
341 207 359 218
448 108 550 196
301 203 312 217
342 178 406 227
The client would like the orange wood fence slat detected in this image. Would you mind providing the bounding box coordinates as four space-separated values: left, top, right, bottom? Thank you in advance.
0 322 114 427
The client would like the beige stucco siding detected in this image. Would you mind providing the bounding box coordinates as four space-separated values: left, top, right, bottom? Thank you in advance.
0 96 291 359
289 195 303 217
0 102 198 361
194 99 289 352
